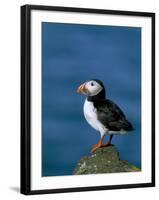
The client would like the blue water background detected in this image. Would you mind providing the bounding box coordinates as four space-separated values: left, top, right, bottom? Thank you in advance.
42 22 141 176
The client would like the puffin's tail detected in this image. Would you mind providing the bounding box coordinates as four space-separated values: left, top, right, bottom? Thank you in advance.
121 119 134 131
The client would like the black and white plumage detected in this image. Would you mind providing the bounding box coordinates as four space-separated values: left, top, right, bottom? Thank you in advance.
77 79 134 153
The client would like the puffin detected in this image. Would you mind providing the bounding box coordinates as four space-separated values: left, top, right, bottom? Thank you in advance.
77 79 134 153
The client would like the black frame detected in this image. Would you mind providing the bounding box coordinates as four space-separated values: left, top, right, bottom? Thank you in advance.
20 4 155 195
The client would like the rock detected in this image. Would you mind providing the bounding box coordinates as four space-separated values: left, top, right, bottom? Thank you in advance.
73 145 140 175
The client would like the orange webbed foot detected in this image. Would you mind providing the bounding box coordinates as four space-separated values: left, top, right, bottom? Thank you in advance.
91 140 112 153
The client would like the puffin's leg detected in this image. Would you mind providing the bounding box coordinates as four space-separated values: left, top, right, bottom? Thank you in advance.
91 134 114 153
104 134 113 146
91 135 105 153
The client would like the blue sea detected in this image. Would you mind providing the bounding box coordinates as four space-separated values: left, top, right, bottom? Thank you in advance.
42 22 141 176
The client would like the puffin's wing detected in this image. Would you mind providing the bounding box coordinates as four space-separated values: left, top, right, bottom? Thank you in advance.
94 99 133 131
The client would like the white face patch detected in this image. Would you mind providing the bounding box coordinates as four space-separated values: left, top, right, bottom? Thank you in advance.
85 81 103 96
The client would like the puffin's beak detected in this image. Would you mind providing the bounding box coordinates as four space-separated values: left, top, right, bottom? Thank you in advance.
77 83 89 95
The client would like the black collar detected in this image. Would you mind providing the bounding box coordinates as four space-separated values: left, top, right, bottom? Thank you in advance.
87 89 106 102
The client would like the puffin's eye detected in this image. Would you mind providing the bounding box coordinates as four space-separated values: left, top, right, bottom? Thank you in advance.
91 82 94 86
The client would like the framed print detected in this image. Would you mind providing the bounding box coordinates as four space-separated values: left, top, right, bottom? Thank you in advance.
20 4 155 195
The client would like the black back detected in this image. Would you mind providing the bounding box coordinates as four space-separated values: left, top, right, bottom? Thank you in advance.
87 87 134 132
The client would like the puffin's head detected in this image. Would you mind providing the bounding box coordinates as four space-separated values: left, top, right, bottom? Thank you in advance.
77 79 104 96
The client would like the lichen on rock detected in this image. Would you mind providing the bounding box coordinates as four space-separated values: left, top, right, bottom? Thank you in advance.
73 145 140 175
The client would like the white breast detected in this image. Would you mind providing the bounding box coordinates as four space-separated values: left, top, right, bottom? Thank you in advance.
83 99 107 136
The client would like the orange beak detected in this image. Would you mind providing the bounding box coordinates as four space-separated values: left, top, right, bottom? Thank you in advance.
77 83 89 95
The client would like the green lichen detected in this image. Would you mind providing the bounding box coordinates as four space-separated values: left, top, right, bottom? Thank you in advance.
73 145 140 175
